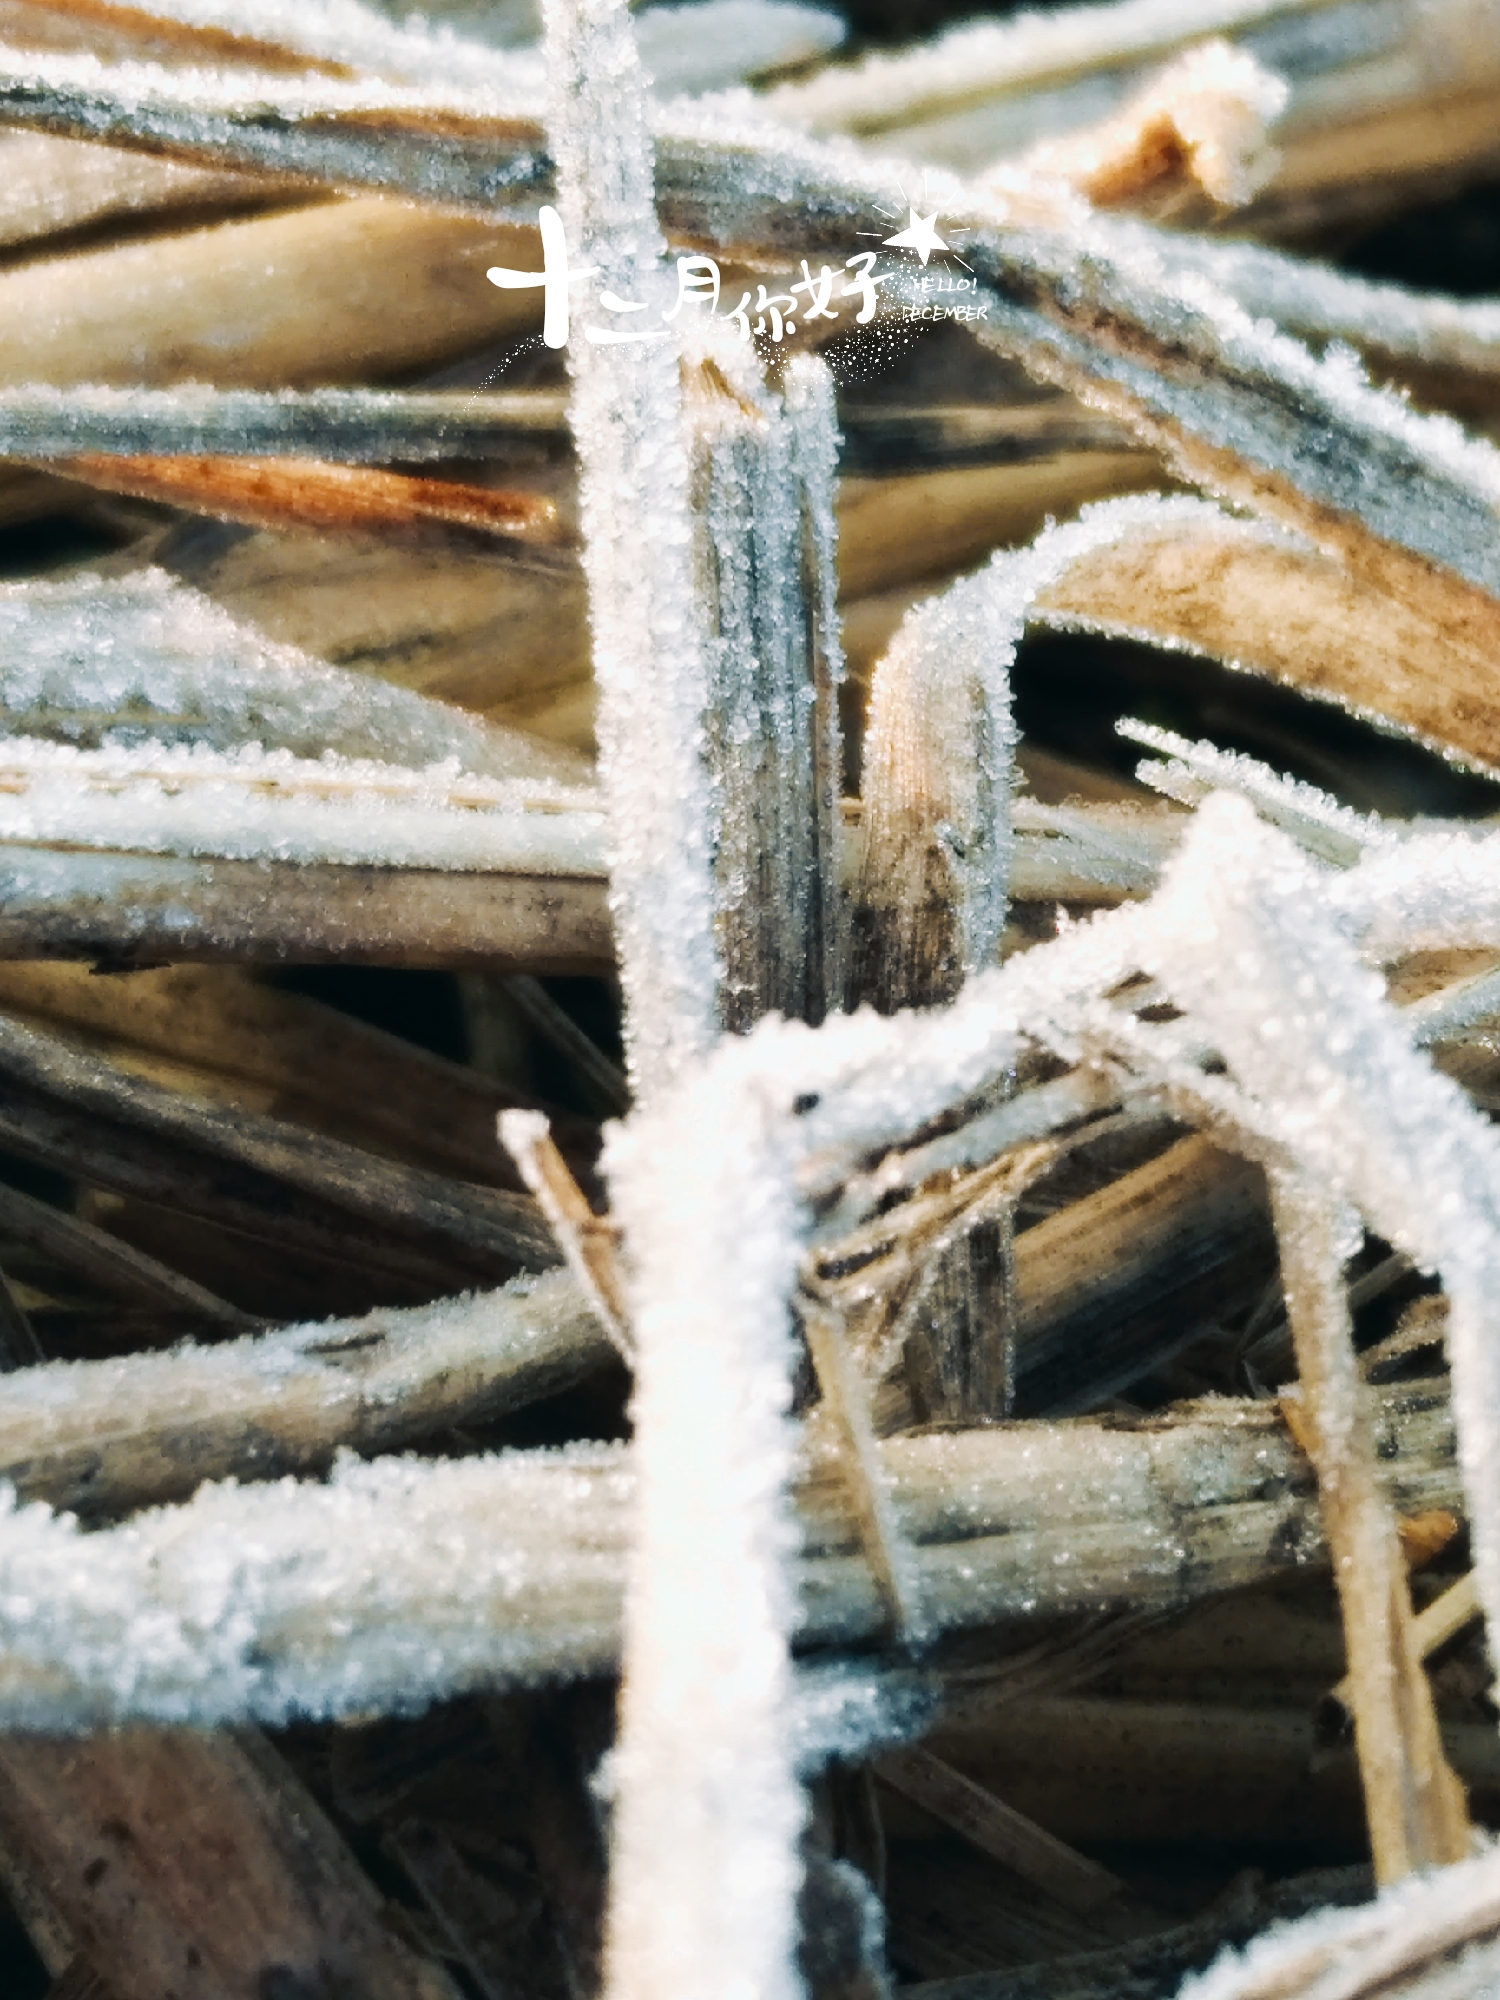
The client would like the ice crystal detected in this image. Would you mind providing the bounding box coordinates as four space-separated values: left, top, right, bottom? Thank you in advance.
785 1662 936 1771
1329 829 1500 961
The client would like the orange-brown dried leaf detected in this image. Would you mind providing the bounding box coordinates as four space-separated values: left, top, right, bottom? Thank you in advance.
59 452 570 549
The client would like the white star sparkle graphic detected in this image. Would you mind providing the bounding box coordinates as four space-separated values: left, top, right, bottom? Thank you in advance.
881 208 949 265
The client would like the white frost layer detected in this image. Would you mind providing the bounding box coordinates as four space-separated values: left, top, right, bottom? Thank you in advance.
85 0 842 95
637 1 845 95
545 5 762 1999
0 1440 632 1726
117 0 547 69
1124 719 1388 868
1333 833 1500 961
547 0 720 1107
0 737 605 875
0 1265 598 1443
4 784 1500 1741
0 569 588 784
0 40 541 120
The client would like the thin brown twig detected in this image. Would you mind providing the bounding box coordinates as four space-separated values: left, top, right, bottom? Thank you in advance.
799 1292 921 1637
498 1110 632 1358
1327 1571 1484 1726
503 976 631 1119
874 1746 1139 1918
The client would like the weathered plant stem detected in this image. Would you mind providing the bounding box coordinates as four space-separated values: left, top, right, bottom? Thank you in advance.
0 849 612 970
0 1728 463 2000
0 1199 463 2000
0 1268 609 1518
0 1009 564 1318
1269 1168 1470 1881
503 975 630 1117
0 1177 259 1332
0 1374 1455 1728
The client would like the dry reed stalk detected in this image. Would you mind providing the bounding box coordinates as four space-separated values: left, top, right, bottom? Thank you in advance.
0 1728 463 2000
1268 1169 1470 1880
0 127 285 249
0 1268 611 1517
0 1009 558 1294
0 849 613 968
0 197 543 388
0 1159 464 2000
0 1374 1457 1726
0 961 601 1188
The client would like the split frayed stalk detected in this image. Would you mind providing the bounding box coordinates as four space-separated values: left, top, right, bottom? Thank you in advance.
686 332 844 1032
798 1296 924 1638
1006 38 1287 211
852 493 1232 1419
600 788 1500 1984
